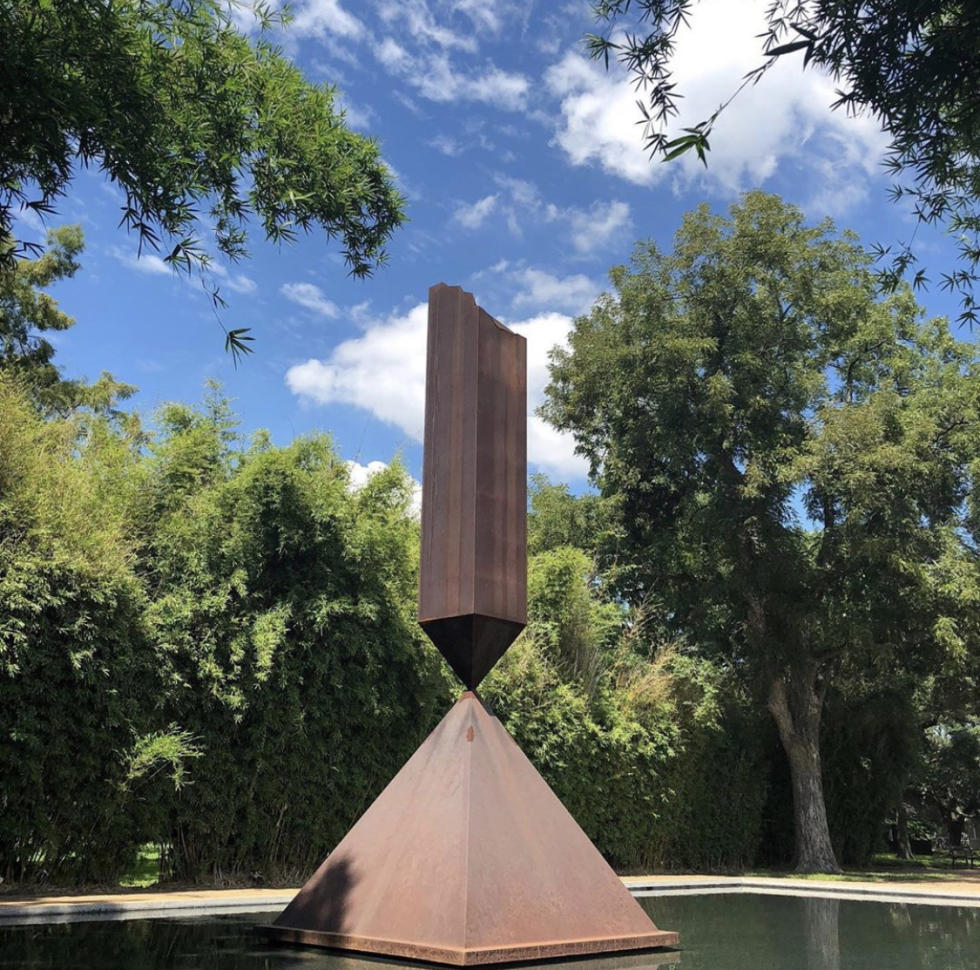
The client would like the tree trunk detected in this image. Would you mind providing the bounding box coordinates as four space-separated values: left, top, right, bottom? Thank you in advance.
769 673 841 873
896 797 914 859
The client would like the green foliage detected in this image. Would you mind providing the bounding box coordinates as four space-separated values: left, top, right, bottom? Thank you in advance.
0 376 452 884
6 200 977 882
646 688 769 871
0 1 404 285
2 357 923 882
528 473 611 556
910 720 980 845
543 191 980 871
821 687 920 866
0 378 184 883
137 409 449 880
644 648 767 871
483 636 664 869
482 546 769 872
527 546 622 697
587 1 980 325
616 641 770 871
482 632 767 871
545 191 980 671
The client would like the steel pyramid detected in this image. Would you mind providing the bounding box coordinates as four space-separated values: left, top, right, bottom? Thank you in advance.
263 693 677 965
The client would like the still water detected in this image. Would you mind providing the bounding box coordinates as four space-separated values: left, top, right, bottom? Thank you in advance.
1 894 977 969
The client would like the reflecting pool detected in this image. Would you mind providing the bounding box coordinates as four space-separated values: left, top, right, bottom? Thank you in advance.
1 894 978 969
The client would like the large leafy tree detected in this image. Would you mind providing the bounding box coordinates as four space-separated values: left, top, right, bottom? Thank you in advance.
0 0 404 353
913 720 980 848
544 192 980 871
587 1 980 325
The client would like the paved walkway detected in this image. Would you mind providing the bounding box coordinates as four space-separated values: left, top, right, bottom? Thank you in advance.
2 873 978 922
0 887 297 921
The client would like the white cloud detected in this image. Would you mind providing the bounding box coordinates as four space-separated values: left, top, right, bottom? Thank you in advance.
346 459 389 489
225 275 258 295
287 1 528 111
472 258 601 315
227 2 264 33
494 174 540 208
566 200 632 254
337 94 376 131
508 312 589 479
381 161 423 202
454 194 498 229
111 246 256 294
377 37 412 71
458 64 529 110
459 177 632 258
110 246 171 276
545 52 654 185
211 262 257 295
286 303 429 437
377 0 478 52
376 0 533 45
430 134 463 156
376 43 528 110
418 55 529 109
509 268 600 314
545 0 888 205
288 0 366 39
280 282 339 318
294 0 526 111
451 0 520 35
804 158 876 217
346 459 422 517
14 205 46 239
285 300 587 479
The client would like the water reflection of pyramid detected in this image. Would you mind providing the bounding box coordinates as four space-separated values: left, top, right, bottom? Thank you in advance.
264 285 678 964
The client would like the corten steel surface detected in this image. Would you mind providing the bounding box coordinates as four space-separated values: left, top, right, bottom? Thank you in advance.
262 693 678 965
266 283 677 964
418 284 527 689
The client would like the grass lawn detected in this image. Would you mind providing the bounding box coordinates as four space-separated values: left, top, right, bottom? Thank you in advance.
119 845 162 888
748 853 978 883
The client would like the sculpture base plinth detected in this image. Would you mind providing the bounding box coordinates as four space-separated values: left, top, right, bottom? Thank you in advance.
260 925 678 966
262 693 678 966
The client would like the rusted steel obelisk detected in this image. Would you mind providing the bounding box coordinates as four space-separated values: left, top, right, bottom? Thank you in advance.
265 285 678 965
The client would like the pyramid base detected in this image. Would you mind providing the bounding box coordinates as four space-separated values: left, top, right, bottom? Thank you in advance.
264 693 677 965
259 924 678 966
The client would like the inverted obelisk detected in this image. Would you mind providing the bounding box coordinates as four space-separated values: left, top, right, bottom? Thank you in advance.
418 284 527 686
263 284 677 964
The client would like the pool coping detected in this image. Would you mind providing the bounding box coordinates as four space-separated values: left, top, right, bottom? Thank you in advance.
2 873 979 924
622 874 980 908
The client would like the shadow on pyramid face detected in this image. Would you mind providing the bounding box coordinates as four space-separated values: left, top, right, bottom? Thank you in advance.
283 852 356 939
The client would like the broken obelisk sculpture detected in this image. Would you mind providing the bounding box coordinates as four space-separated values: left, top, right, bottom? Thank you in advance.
264 284 678 965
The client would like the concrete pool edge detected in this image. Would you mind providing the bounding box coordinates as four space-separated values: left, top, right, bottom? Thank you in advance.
0 888 298 921
2 874 979 923
624 875 980 908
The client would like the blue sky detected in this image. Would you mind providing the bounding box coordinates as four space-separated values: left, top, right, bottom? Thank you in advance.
19 0 966 494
